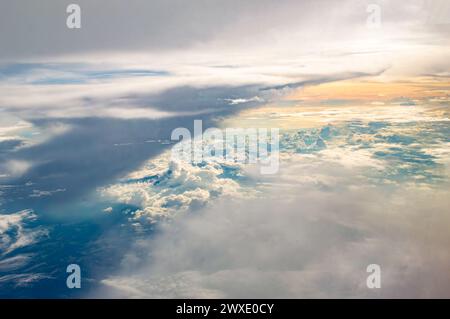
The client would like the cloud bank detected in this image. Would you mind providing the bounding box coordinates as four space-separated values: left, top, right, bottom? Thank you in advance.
98 173 450 298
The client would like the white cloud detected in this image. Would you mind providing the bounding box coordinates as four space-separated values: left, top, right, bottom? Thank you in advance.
98 169 450 298
29 188 66 198
0 160 32 179
0 273 51 288
0 254 33 272
100 151 254 221
0 210 48 256
96 104 450 298
225 96 264 105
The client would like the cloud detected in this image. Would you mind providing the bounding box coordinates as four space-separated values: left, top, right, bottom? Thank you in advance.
95 103 450 298
0 63 384 121
0 52 387 217
100 150 254 221
0 160 32 179
225 96 264 105
0 0 360 60
260 69 388 91
1 1 448 61
0 0 448 298
0 254 33 272
97 164 450 298
0 210 48 256
0 63 169 85
0 273 51 288
29 188 66 198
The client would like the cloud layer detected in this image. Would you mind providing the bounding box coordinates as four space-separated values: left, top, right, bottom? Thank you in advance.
96 103 450 298
98 174 450 298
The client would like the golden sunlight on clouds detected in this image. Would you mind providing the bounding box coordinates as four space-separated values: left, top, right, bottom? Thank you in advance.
224 78 449 129
286 78 450 102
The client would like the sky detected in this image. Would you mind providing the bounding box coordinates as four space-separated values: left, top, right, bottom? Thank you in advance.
0 0 449 298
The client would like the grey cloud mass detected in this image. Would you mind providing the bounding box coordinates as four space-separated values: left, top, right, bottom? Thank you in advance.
1 0 448 61
0 0 292 60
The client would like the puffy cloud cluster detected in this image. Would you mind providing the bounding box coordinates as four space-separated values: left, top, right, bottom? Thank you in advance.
99 151 255 221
